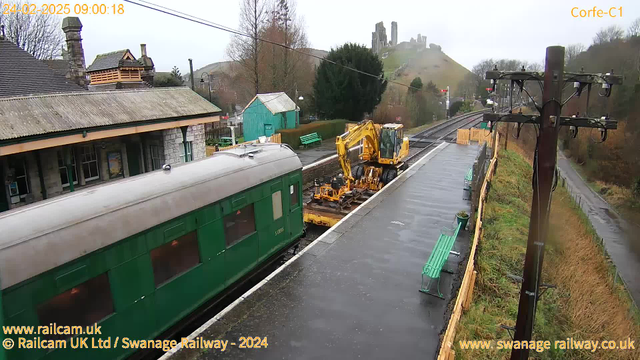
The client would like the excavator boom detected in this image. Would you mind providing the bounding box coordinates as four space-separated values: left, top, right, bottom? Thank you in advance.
335 120 379 182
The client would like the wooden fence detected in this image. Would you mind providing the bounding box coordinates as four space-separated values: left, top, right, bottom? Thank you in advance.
205 133 281 156
438 132 499 360
457 128 493 146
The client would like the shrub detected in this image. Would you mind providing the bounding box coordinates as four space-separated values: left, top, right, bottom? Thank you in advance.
278 119 354 148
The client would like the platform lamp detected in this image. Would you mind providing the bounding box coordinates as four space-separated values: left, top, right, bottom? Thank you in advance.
63 147 74 192
200 72 213 103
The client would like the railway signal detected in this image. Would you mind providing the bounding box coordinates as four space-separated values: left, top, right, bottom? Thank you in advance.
483 46 622 360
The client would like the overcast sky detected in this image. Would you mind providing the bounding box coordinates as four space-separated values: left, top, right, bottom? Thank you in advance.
33 0 640 72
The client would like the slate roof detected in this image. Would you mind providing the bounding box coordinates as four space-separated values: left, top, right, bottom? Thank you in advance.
0 39 85 98
87 50 143 72
0 87 222 141
42 59 70 77
244 92 297 115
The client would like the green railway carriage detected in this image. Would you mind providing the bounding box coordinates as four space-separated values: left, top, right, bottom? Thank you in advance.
0 144 303 360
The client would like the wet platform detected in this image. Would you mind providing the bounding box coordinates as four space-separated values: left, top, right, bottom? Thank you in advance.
168 143 480 360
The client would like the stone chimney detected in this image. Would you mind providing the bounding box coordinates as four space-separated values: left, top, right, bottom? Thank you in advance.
139 43 155 85
61 17 88 89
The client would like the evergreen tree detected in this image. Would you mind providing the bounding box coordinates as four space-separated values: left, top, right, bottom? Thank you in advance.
314 43 387 121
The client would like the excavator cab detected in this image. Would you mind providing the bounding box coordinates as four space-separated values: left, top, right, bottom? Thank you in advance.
378 124 408 165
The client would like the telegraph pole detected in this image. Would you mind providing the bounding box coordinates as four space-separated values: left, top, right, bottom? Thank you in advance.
511 46 564 359
483 46 621 360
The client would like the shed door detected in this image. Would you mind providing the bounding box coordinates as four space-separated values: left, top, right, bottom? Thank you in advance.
264 124 274 137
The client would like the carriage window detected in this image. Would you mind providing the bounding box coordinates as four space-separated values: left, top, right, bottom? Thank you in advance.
150 231 200 287
224 204 256 247
272 191 283 220
37 273 114 332
290 183 299 208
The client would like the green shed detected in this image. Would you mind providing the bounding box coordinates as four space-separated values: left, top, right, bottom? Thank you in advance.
243 92 299 141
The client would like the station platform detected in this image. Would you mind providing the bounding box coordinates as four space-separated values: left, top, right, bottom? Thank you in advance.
167 142 480 360
295 141 337 166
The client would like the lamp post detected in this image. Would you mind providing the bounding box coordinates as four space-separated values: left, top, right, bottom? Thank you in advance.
200 72 212 103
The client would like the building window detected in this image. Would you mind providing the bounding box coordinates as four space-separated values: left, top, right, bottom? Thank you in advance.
224 204 256 247
290 183 299 208
272 191 283 220
80 145 99 181
8 157 29 199
150 145 164 170
57 150 78 188
150 231 200 287
184 141 193 162
37 273 114 335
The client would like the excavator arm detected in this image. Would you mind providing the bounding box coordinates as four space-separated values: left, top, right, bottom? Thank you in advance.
335 121 379 183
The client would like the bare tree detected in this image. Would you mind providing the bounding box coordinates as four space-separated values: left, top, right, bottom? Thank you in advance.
261 0 309 98
565 43 586 65
227 0 268 96
628 18 640 38
0 0 64 59
593 25 624 45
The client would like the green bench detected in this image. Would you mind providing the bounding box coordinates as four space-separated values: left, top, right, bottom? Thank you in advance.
420 222 462 299
300 132 322 147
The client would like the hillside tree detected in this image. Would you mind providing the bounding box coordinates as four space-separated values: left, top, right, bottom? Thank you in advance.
565 43 586 66
628 18 640 38
0 0 64 59
593 25 624 44
314 43 387 121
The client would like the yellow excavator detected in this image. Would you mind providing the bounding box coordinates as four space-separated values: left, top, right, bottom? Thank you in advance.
303 120 409 226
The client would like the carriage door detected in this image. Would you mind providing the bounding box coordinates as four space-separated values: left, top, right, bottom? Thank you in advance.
287 174 303 238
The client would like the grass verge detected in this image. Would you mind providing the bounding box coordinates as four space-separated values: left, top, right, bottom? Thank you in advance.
454 149 639 359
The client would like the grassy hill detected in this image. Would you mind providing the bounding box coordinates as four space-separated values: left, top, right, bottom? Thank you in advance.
382 42 470 93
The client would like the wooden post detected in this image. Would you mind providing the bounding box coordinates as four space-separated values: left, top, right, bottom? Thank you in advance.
463 270 478 311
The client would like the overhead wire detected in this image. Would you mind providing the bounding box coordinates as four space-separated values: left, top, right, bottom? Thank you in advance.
123 0 423 92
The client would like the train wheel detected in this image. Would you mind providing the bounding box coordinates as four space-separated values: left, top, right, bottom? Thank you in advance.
352 164 364 180
380 168 389 184
386 168 397 184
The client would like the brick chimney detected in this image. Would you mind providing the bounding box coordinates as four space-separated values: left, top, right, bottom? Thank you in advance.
139 43 155 85
62 17 88 89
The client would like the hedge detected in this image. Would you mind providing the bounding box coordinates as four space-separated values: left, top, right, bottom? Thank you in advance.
278 119 355 148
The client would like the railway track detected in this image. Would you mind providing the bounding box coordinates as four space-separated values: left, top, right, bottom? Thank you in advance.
406 111 486 164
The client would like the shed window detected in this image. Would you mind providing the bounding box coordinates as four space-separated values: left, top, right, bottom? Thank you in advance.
80 145 99 181
224 204 256 247
37 273 114 334
290 183 299 208
272 191 283 220
150 231 200 287
150 145 164 170
57 150 78 188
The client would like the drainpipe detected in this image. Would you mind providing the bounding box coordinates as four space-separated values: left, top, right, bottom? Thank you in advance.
181 126 189 162
36 150 47 199
64 147 74 192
